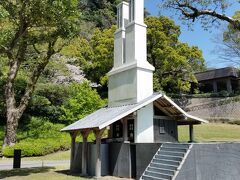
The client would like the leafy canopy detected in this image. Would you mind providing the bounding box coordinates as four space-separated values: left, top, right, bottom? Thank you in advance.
60 82 106 124
146 16 205 93
64 16 205 93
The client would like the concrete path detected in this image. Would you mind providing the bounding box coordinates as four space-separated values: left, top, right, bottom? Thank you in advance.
0 160 70 170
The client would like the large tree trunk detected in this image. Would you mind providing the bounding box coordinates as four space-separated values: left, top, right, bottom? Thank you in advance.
3 110 19 147
3 59 21 147
2 43 54 147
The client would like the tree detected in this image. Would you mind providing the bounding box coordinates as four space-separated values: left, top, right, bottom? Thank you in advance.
60 82 106 124
65 17 205 93
146 16 205 93
62 26 116 86
79 0 120 29
160 0 240 30
0 0 80 147
216 11 240 65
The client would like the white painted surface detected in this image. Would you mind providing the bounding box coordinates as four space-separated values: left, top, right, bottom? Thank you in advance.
137 68 153 102
114 2 129 68
109 0 155 142
117 2 129 29
108 64 154 106
125 23 148 64
108 68 137 106
129 0 144 24
135 103 154 143
114 30 125 68
109 11 154 106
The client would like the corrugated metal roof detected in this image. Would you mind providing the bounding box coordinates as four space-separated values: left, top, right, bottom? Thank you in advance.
195 67 239 82
61 93 208 132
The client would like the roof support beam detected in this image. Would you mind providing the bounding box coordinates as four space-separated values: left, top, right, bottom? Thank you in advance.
154 101 172 117
189 124 194 143
81 129 91 176
93 128 105 178
70 131 78 172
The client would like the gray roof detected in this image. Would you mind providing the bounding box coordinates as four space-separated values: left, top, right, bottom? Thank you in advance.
195 67 239 82
61 93 208 132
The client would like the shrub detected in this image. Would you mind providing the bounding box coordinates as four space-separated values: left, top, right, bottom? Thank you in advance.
2 117 71 157
229 120 240 125
218 90 229 97
60 81 106 124
2 137 70 157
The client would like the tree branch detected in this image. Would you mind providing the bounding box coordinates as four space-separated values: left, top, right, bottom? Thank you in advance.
17 40 56 115
173 1 240 30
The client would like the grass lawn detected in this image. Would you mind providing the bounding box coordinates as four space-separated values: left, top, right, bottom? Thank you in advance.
0 150 70 162
0 166 81 180
178 123 240 142
0 166 130 180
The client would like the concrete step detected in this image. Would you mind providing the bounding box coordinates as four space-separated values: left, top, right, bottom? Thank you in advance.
162 143 189 149
150 162 178 171
152 158 180 166
155 154 183 162
147 166 175 176
141 174 168 180
160 147 187 153
140 143 192 180
158 150 185 157
145 170 172 180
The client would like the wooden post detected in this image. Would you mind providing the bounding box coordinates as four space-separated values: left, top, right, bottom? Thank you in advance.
81 130 90 176
70 131 78 172
94 129 105 179
189 124 194 143
122 118 128 142
226 78 232 93
213 81 218 93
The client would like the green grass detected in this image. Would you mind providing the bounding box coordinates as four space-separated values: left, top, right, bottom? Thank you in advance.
178 123 240 142
0 150 71 162
0 166 129 180
0 166 90 180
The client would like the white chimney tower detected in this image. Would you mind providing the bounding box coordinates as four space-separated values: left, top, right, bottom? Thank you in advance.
108 0 155 107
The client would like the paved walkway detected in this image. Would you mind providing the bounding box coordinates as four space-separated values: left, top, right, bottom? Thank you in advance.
0 160 70 170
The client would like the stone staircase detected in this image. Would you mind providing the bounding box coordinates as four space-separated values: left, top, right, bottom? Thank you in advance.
140 143 192 180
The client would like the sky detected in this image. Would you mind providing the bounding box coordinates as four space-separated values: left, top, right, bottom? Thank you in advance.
144 1 240 68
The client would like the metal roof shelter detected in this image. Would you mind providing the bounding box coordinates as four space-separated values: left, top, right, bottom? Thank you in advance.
61 93 207 132
62 93 208 177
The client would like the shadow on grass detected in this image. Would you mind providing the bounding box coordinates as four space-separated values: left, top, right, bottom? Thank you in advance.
0 166 55 179
55 169 93 179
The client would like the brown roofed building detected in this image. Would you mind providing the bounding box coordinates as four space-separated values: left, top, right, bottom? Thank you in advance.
195 67 240 93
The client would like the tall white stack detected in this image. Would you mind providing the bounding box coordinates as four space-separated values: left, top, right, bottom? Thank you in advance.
108 0 155 143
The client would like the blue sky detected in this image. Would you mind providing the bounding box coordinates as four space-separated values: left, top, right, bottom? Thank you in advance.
144 1 240 68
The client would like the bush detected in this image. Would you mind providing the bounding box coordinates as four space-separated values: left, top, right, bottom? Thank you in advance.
229 120 240 125
1 117 71 157
60 81 106 124
2 137 70 157
218 90 229 97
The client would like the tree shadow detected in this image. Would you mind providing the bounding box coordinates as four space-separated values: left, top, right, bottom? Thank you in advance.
0 166 55 179
55 169 93 179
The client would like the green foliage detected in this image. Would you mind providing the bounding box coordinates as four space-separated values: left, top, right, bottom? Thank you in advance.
62 26 116 86
146 16 205 93
229 120 240 125
62 17 205 94
2 117 71 157
2 138 70 157
79 0 120 28
60 82 106 124
221 11 240 64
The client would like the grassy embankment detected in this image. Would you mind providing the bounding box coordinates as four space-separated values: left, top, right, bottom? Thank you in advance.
178 123 240 142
